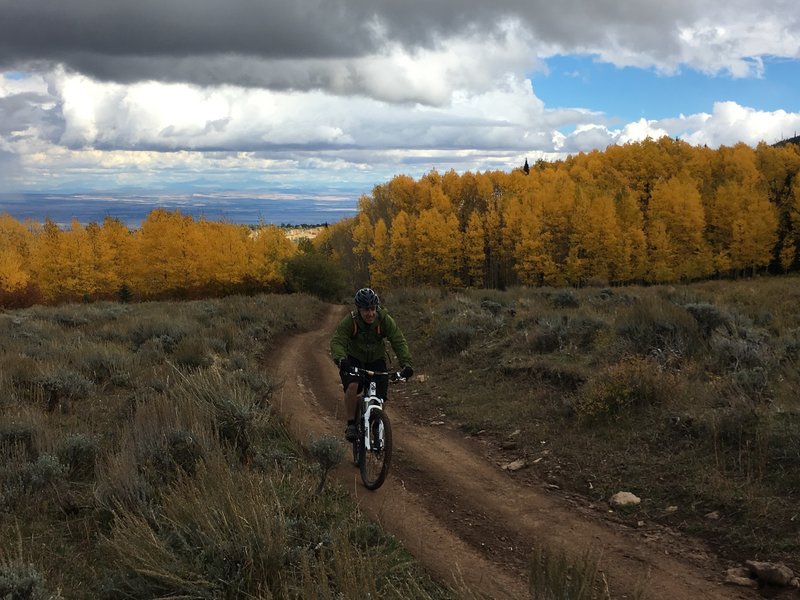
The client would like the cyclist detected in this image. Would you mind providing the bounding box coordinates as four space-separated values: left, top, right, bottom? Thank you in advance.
331 287 413 442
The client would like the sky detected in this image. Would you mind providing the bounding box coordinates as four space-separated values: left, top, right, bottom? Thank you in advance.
1 0 799 199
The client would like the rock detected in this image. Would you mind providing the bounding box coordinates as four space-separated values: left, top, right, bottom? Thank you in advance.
705 511 720 520
609 491 641 507
503 458 527 472
745 560 796 587
665 505 678 513
725 567 758 589
508 429 521 438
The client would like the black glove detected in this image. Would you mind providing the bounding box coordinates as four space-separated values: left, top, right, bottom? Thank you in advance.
399 365 414 380
337 357 352 371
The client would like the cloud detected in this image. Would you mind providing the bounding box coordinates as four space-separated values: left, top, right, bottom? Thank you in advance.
1 0 798 93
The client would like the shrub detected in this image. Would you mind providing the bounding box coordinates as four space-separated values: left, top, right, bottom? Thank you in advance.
309 434 345 494
17 454 67 492
576 357 669 422
708 327 772 373
530 315 607 353
161 428 204 476
0 559 63 600
432 324 475 354
283 253 348 301
684 302 730 337
128 317 187 350
33 368 92 410
0 422 37 458
56 433 99 481
80 343 132 387
614 297 700 359
550 290 580 309
171 336 212 369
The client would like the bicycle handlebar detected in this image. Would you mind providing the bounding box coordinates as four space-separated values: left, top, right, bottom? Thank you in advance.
346 366 407 382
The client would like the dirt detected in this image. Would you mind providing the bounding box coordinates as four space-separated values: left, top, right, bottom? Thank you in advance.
270 304 759 600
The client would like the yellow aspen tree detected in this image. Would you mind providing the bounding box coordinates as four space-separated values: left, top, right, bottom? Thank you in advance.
563 196 590 285
388 210 415 286
646 220 675 283
648 175 712 280
463 211 486 287
195 221 248 288
570 194 624 285
351 211 374 283
512 196 554 286
134 209 194 294
710 181 778 275
0 215 33 293
369 219 391 289
29 219 67 300
781 178 800 270
538 169 576 286
248 225 296 287
85 221 121 296
414 207 461 286
99 217 134 292
61 219 96 296
615 191 648 282
484 196 507 288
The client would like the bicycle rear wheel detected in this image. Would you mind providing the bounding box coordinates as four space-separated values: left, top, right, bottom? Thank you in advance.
359 410 392 490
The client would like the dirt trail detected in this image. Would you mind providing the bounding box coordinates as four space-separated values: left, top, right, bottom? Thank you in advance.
271 305 753 600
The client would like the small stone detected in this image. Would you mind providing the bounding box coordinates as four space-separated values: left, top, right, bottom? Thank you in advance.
725 568 758 589
503 458 527 472
665 505 678 513
705 511 720 520
609 491 641 507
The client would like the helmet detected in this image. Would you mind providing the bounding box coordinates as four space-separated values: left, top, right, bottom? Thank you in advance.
354 287 380 308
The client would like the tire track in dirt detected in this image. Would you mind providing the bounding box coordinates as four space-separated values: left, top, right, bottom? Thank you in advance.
270 304 753 600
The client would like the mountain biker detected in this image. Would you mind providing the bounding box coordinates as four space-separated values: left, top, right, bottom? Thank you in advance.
330 287 413 442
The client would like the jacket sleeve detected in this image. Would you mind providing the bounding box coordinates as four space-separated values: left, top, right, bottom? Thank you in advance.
382 312 413 367
330 314 352 364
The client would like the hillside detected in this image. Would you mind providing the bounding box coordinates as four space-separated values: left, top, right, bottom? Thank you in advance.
773 134 800 147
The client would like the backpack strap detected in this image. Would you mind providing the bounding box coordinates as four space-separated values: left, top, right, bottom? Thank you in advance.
350 310 381 337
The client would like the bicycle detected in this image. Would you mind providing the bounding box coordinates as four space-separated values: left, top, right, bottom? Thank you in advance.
347 367 405 490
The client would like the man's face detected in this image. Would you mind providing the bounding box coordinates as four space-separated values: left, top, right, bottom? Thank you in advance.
358 306 377 324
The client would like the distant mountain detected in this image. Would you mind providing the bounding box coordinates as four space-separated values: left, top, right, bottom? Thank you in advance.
773 135 800 148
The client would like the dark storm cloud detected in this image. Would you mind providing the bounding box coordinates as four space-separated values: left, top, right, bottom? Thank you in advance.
0 0 709 87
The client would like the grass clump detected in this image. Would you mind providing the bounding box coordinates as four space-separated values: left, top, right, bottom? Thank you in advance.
528 545 609 600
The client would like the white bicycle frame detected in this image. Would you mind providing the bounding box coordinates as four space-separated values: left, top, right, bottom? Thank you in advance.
361 380 386 452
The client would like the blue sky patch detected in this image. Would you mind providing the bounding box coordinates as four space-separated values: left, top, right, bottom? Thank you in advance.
532 55 800 123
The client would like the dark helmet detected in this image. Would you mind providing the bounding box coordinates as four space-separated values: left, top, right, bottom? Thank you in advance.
354 287 380 308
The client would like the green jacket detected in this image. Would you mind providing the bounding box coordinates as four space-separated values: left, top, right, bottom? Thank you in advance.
330 307 412 367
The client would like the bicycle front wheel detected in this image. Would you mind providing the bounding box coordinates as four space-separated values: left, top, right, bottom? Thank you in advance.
359 410 392 490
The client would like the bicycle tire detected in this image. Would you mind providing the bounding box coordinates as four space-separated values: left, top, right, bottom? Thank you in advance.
352 408 363 466
359 410 392 490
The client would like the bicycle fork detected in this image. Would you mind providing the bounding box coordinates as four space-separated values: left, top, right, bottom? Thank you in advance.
362 380 384 452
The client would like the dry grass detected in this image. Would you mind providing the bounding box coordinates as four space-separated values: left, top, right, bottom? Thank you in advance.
388 275 800 570
0 294 452 599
